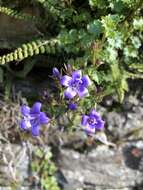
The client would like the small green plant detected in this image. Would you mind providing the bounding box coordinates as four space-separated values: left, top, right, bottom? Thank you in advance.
31 147 60 190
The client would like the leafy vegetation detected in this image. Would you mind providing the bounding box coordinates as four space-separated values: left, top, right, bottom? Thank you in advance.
0 0 142 102
0 1 142 189
31 147 60 190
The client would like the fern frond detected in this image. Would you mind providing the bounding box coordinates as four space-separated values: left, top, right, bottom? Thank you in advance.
129 63 143 73
0 39 61 65
35 0 63 18
126 72 143 79
0 6 37 22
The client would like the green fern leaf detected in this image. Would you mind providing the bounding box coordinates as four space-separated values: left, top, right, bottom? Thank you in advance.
0 6 38 22
0 39 60 65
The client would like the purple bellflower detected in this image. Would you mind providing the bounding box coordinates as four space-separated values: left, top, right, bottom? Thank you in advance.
81 109 104 135
68 102 77 110
52 67 61 79
61 70 91 99
20 102 49 136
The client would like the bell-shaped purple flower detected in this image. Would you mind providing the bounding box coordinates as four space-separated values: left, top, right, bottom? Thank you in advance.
81 109 104 135
68 102 77 110
20 102 49 136
52 67 61 79
61 70 91 99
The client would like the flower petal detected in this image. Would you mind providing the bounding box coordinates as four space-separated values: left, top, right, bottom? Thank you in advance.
77 87 88 98
82 75 92 87
20 119 31 130
90 109 100 117
64 87 77 99
21 105 30 116
30 102 41 114
96 120 105 130
84 124 96 134
39 112 49 124
53 67 61 78
72 70 82 80
68 103 77 110
31 125 40 136
61 75 72 87
81 115 89 126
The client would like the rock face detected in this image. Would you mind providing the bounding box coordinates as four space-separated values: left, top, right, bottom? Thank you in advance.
57 142 143 190
104 94 143 141
0 144 29 186
0 7 40 49
0 142 143 190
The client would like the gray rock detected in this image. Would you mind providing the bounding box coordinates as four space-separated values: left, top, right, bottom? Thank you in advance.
0 144 29 186
104 95 143 140
57 142 143 190
0 9 40 49
0 188 30 190
0 141 143 189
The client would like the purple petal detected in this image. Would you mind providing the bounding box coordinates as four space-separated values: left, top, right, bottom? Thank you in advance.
68 103 77 110
20 119 31 130
31 125 40 136
84 124 96 134
53 67 61 78
39 112 49 124
77 87 88 98
90 109 100 117
96 120 105 130
30 102 41 114
82 75 91 87
81 115 89 126
61 75 72 87
21 105 30 116
72 70 82 80
64 87 77 99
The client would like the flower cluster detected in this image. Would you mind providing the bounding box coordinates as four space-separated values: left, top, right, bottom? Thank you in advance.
20 68 105 137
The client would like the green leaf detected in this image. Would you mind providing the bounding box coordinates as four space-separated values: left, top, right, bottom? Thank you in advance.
90 70 100 84
87 20 103 37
